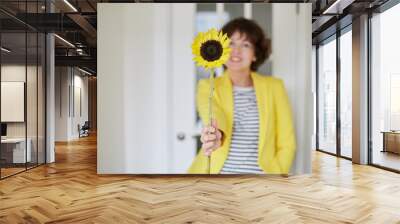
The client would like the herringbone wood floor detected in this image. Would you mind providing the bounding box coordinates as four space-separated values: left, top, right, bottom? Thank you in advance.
1 134 400 224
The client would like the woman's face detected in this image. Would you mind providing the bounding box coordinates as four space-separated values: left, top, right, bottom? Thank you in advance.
225 31 256 73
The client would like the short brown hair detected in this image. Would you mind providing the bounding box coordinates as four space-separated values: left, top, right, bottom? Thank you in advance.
222 17 270 71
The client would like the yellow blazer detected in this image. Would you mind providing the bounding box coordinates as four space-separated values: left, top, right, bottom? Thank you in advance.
188 71 296 174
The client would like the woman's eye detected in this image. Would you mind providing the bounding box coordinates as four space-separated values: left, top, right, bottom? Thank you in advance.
243 43 252 48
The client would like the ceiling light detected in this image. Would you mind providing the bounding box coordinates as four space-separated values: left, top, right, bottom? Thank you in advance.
322 0 355 15
323 0 343 14
54 34 75 48
63 0 78 12
1 47 11 53
78 67 93 76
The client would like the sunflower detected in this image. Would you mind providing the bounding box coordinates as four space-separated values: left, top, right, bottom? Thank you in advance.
192 28 231 70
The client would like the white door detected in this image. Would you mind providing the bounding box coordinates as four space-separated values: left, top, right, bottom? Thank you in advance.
98 3 204 174
170 4 198 173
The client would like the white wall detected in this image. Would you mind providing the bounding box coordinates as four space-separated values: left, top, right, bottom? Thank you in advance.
55 67 69 141
272 3 312 174
55 67 89 141
98 4 173 174
72 73 89 138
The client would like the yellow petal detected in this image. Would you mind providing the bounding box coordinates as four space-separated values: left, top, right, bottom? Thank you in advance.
191 28 231 69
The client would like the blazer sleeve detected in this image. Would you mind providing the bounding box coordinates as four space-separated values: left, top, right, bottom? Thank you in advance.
273 79 296 174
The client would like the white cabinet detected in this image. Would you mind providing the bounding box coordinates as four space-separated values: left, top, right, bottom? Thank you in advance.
1 138 32 163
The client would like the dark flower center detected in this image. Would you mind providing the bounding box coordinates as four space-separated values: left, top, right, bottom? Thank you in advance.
200 40 223 62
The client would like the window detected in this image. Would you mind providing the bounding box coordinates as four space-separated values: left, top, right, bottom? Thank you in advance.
317 36 337 154
371 2 400 171
340 28 352 158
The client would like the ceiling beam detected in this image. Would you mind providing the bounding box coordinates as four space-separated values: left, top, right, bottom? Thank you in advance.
55 55 96 69
67 13 97 39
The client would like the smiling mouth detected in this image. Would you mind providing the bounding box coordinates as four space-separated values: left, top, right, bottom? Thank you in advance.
230 56 242 62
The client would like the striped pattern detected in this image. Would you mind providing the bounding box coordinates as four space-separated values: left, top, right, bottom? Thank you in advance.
221 86 264 174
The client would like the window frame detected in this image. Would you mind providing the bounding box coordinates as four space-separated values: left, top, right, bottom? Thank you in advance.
315 24 353 161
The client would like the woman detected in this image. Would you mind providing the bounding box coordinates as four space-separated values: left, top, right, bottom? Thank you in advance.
188 18 296 174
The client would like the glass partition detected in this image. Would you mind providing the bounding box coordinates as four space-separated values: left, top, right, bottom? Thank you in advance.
0 1 46 179
1 30 28 177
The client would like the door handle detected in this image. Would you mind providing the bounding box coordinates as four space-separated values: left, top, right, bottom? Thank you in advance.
177 132 186 141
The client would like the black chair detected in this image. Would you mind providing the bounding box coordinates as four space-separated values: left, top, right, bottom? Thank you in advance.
78 121 90 138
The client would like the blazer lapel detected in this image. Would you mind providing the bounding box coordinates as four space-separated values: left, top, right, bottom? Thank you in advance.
219 72 233 135
251 72 268 155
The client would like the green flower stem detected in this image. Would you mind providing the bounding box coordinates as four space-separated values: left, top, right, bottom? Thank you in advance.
207 69 215 174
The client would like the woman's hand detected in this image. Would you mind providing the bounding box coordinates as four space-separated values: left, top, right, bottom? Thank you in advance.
200 119 223 156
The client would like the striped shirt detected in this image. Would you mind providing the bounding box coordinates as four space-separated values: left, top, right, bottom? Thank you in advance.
220 86 264 174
